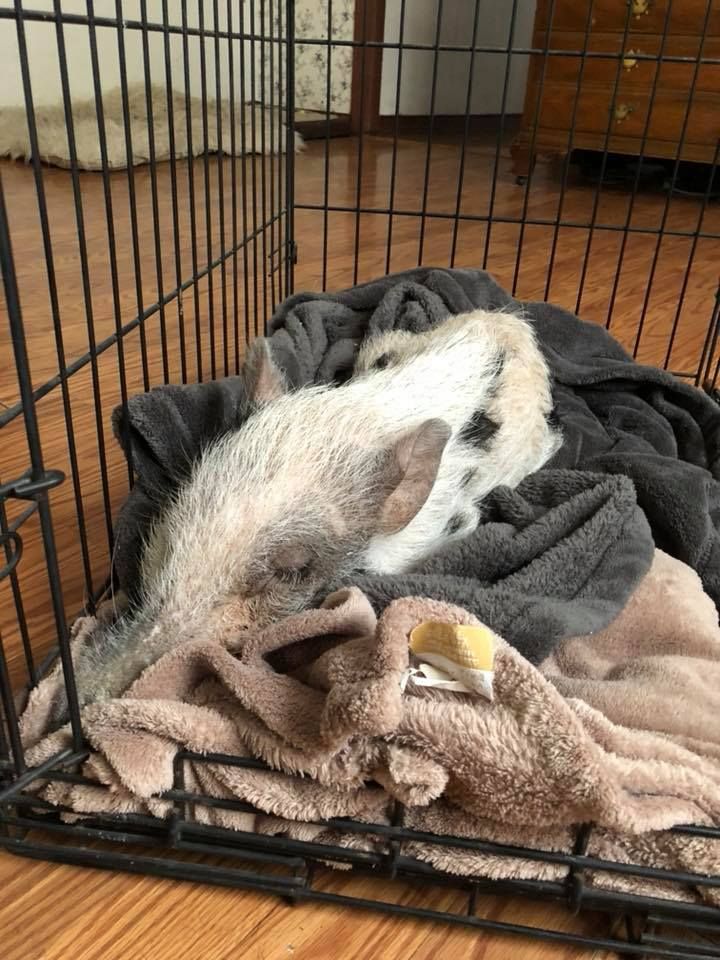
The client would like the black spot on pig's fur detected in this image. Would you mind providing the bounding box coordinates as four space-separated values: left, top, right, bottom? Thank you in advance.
459 410 499 448
445 513 467 536
546 405 560 429
460 469 475 488
483 350 506 399
372 351 396 370
493 348 507 376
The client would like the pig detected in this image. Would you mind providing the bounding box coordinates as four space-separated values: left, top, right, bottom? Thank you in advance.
56 307 560 720
353 307 561 520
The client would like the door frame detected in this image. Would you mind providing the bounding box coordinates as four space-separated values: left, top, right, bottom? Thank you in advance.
293 0 386 140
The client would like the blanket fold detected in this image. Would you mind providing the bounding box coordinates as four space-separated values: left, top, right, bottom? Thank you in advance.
335 470 652 663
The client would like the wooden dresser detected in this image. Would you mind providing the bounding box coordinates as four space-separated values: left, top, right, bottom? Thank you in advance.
511 0 720 179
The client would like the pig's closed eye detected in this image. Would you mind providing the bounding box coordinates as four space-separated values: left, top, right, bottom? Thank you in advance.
239 571 274 598
274 560 313 583
270 543 315 584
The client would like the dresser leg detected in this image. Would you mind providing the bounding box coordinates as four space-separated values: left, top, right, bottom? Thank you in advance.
511 140 535 184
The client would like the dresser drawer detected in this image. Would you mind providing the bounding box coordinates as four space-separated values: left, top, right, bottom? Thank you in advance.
539 32 720 93
536 0 720 36
535 82 720 144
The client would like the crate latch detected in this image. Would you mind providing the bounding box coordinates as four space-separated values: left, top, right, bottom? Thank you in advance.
0 468 65 502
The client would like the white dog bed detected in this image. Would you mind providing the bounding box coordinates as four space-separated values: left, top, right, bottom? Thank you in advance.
0 84 303 171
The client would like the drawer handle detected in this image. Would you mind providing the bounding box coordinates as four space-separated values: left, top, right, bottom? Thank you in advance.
622 49 641 71
614 103 636 123
627 0 652 18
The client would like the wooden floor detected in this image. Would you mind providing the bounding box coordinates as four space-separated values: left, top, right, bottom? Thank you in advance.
0 845 621 960
1 131 719 958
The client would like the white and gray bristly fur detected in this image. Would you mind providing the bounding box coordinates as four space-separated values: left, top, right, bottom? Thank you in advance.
59 307 561 720
353 307 561 568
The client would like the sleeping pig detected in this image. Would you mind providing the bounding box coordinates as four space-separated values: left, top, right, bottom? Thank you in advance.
56 307 561 719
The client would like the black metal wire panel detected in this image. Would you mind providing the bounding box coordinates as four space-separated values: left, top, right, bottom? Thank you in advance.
0 1 719 956
293 0 720 382
0 0 291 717
0 754 718 957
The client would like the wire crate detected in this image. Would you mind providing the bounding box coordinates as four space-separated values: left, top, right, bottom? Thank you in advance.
1 1 719 957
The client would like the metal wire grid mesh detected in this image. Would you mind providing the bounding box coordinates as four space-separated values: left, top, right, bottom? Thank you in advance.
293 0 720 383
0 0 292 695
0 0 719 956
2 750 720 958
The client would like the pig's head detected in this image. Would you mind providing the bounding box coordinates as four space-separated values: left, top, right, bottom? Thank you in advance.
138 339 451 635
53 339 451 721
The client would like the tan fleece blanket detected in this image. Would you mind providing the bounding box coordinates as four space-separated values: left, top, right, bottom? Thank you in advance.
19 550 720 905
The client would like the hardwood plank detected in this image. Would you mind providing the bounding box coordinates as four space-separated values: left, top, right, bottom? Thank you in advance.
0 847 617 960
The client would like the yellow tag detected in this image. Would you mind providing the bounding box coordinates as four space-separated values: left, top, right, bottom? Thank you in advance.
409 622 494 672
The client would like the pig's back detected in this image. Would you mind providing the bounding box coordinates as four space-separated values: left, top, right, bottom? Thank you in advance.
341 328 502 437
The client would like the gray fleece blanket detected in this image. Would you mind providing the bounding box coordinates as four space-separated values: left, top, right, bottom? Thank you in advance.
109 267 720 662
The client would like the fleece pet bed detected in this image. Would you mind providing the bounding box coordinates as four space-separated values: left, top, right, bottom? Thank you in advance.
0 84 302 171
20 549 720 905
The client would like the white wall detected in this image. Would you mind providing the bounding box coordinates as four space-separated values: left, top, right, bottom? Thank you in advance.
380 0 536 116
0 1 535 118
0 0 257 109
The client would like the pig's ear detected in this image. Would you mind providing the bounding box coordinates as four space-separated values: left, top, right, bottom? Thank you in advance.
377 419 451 534
244 338 288 406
